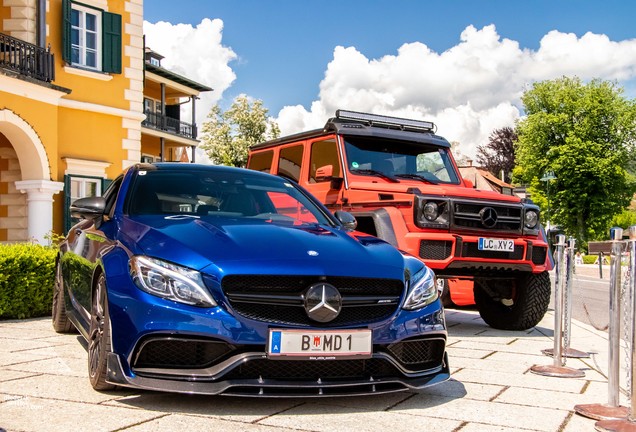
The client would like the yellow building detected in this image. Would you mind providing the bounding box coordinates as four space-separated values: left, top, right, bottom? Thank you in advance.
0 0 211 243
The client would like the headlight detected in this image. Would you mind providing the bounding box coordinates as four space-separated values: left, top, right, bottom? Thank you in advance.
130 256 216 307
403 265 438 310
414 196 450 229
423 202 439 221
524 210 539 229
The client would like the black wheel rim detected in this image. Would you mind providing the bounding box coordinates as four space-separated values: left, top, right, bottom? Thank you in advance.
88 275 106 379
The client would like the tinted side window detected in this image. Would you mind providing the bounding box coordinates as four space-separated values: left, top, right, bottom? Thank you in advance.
103 176 123 216
309 140 340 183
247 150 273 173
277 145 303 182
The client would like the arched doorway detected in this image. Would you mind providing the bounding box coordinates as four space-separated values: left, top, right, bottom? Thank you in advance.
0 109 63 244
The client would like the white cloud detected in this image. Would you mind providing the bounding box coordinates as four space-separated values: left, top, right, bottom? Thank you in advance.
276 25 636 159
143 18 237 126
141 21 636 160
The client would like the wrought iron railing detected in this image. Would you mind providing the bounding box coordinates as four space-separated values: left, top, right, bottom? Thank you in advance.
0 33 55 82
142 110 197 139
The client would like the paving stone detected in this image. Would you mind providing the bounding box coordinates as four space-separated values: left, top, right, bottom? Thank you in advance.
20 341 88 360
0 337 61 352
0 368 39 382
447 346 494 359
295 391 414 411
452 368 587 393
258 402 462 432
416 379 505 401
0 396 162 432
121 414 300 431
450 354 537 375
451 339 565 356
393 395 567 431
458 423 545 432
494 385 604 411
0 318 54 330
0 374 126 404
0 348 55 367
106 392 303 423
0 326 62 340
561 412 600 432
7 356 88 377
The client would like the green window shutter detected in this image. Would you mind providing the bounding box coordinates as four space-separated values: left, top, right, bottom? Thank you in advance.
102 12 122 74
61 0 72 63
63 175 72 234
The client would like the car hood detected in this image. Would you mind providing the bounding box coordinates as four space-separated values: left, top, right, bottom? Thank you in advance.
119 216 406 280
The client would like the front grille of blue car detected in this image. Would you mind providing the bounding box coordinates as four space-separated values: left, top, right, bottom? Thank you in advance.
222 275 404 326
223 357 398 381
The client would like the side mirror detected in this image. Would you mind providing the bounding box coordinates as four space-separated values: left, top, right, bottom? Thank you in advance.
70 197 106 220
463 178 474 189
334 210 357 231
315 165 334 181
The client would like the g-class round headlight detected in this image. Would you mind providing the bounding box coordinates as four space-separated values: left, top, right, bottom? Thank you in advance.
423 202 439 221
524 210 539 229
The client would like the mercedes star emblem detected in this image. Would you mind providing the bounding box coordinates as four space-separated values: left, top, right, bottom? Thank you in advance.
304 283 342 323
479 207 498 228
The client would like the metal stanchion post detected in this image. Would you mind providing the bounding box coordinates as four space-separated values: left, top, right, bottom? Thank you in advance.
595 225 636 431
543 237 590 359
531 234 585 378
575 227 629 421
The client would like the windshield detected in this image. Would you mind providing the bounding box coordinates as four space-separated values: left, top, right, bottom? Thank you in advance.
126 168 334 226
343 136 460 184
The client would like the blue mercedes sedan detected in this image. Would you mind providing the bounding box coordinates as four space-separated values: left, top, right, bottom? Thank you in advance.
53 163 448 396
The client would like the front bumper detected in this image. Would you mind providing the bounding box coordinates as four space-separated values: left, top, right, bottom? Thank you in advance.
106 350 450 397
407 232 550 276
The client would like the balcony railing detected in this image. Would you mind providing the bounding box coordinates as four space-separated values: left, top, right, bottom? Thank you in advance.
142 110 197 139
0 33 55 82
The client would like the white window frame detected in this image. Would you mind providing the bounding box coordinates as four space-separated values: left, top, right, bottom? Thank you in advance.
70 177 102 204
71 3 102 71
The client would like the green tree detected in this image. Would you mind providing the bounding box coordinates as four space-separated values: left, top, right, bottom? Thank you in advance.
514 77 636 247
200 96 280 167
611 208 636 230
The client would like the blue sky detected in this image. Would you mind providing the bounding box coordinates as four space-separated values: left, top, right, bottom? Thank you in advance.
143 1 636 158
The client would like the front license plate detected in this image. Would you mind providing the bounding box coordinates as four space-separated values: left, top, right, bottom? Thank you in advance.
268 329 372 360
478 237 514 252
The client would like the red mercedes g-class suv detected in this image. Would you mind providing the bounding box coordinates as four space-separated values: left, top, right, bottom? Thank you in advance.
248 110 552 330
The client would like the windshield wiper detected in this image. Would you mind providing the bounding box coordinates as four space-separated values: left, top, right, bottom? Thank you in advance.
394 173 439 184
350 169 400 183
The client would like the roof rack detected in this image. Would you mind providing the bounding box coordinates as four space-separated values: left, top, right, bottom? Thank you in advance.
335 109 436 133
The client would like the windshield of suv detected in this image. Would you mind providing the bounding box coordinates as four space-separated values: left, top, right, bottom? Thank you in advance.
343 136 460 185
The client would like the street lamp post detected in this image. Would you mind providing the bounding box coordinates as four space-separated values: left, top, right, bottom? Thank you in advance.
540 170 557 230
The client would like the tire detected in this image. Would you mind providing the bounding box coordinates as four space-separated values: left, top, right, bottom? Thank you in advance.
88 273 116 391
52 259 75 333
474 271 551 330
438 278 456 308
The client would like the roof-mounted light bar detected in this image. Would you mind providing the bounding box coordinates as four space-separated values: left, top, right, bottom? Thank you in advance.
335 109 436 132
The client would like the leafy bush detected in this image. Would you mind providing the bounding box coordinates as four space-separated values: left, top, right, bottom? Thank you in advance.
582 254 600 265
0 243 57 319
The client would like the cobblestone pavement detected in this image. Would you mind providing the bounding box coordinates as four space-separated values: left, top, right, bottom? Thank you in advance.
0 309 619 432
